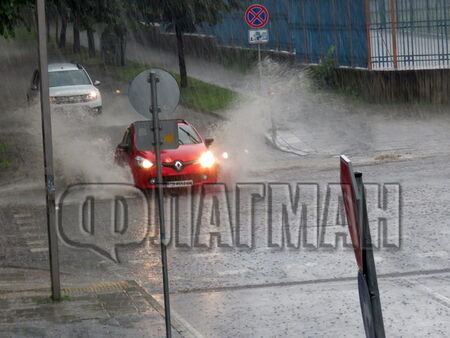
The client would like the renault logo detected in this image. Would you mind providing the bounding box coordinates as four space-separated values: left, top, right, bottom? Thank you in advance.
174 161 183 172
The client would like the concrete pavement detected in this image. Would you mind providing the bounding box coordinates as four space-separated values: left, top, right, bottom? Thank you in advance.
0 274 187 337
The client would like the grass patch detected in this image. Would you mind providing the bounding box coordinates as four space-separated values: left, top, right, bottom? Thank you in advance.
113 61 238 112
113 61 149 82
171 73 238 112
11 26 36 43
48 42 103 67
0 143 10 169
34 295 73 304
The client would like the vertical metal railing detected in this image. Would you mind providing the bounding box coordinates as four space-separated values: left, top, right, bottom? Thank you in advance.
369 0 450 70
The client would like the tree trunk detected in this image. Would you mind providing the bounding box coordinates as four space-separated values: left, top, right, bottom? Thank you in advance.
55 15 59 45
87 27 96 58
175 21 188 88
120 33 126 66
46 15 50 41
73 21 81 53
58 8 67 48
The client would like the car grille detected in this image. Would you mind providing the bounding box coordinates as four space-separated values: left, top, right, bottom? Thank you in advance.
50 95 91 104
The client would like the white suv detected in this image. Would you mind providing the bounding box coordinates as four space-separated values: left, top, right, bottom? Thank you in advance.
27 63 102 114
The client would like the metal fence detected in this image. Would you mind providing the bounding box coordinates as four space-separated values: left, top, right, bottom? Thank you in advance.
196 0 450 71
369 0 450 70
198 0 369 68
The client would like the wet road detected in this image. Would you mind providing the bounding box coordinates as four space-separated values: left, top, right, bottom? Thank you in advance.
1 39 450 337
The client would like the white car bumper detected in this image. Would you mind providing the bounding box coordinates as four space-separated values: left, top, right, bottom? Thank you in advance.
50 95 102 113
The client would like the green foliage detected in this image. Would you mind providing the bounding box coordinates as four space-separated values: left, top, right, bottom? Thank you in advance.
0 0 34 38
137 0 244 32
308 45 338 89
0 142 10 169
13 26 36 43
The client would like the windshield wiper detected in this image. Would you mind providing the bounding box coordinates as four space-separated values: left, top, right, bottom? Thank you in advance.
179 127 200 144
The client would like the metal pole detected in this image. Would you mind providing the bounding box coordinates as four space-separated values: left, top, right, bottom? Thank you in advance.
389 0 398 69
356 173 386 338
257 43 263 92
364 0 373 70
36 0 61 301
149 72 172 338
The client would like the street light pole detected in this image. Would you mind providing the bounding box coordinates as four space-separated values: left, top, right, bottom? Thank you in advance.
36 0 61 301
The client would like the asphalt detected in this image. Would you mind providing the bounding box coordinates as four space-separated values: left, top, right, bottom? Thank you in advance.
1 32 450 338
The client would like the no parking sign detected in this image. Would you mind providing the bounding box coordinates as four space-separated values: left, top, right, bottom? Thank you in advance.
245 4 269 28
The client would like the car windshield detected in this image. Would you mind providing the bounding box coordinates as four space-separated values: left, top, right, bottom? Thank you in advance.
178 124 201 145
135 122 201 151
48 69 91 87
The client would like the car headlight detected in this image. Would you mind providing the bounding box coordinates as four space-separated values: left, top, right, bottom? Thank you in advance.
199 151 216 168
88 90 98 100
135 156 153 169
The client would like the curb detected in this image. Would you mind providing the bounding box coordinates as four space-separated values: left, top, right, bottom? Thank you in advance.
264 131 309 156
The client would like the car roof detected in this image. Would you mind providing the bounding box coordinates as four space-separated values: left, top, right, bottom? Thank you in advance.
48 63 81 72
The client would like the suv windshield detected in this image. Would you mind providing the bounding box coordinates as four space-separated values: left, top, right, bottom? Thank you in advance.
48 70 91 87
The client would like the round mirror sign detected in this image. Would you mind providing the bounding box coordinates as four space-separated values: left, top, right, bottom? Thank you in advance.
128 69 180 118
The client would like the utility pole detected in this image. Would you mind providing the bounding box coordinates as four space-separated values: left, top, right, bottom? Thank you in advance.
36 0 61 301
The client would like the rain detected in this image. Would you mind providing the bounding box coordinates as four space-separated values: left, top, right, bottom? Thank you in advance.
0 0 450 337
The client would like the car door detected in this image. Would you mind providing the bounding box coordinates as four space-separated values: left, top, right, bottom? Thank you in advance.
27 70 40 103
115 128 133 165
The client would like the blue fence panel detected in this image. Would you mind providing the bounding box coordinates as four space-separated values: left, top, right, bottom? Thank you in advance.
196 0 369 68
350 0 369 67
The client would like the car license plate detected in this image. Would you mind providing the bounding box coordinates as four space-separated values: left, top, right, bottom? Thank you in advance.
164 180 193 188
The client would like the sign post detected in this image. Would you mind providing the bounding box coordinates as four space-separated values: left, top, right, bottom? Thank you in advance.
129 69 180 338
245 4 269 90
245 4 275 139
36 0 61 301
149 72 172 338
340 155 385 338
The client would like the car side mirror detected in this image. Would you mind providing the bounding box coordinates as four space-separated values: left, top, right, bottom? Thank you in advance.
205 138 214 148
94 80 101 86
118 143 130 152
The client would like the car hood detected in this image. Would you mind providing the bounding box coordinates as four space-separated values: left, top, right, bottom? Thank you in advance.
137 143 208 162
49 85 96 97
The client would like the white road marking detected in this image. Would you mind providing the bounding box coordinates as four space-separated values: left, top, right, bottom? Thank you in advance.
13 214 33 219
22 232 40 238
217 269 249 276
27 240 46 246
416 251 449 258
19 225 38 232
402 278 450 308
30 247 48 253
15 219 32 225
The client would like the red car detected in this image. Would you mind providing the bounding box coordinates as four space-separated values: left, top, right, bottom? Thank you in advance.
116 120 218 189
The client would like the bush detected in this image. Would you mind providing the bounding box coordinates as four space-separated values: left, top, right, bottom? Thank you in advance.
308 46 338 89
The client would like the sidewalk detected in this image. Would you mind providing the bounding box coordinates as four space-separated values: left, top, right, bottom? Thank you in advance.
63 25 450 162
0 273 189 337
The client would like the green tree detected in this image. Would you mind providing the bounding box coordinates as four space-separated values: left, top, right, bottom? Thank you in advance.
138 0 244 87
0 0 34 38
